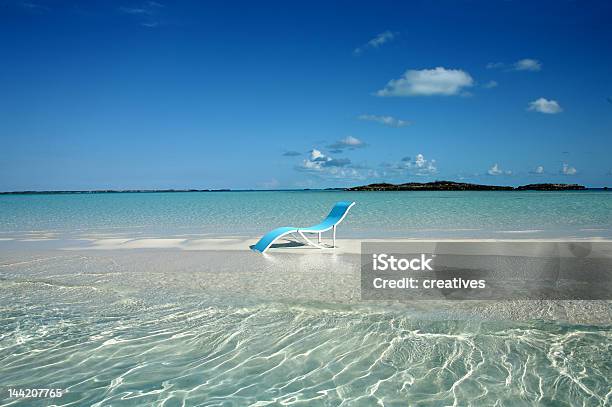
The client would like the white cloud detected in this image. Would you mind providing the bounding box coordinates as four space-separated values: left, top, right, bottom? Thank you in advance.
376 67 474 97
297 149 354 176
340 136 363 147
528 98 562 114
514 58 542 71
561 163 577 175
386 153 437 176
488 164 502 175
354 31 396 55
328 136 366 150
487 59 542 72
297 151 362 179
310 149 326 161
358 114 410 128
483 80 498 89
532 165 545 174
488 163 512 176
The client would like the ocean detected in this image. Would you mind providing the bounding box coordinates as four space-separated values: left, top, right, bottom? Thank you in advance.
1 190 611 239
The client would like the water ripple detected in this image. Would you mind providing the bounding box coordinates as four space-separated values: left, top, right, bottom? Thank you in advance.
1 295 610 406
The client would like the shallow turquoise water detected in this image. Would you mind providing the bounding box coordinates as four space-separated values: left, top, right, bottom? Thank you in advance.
0 251 610 406
1 190 611 238
1 285 610 406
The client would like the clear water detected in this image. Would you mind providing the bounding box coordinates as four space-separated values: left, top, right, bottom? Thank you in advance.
1 192 611 406
0 251 610 406
1 190 611 238
2 294 610 406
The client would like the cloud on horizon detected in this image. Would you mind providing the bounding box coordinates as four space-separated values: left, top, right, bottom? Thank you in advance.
561 163 577 175
375 67 474 97
528 97 562 114
382 153 437 176
358 114 410 128
296 149 366 179
353 31 396 55
487 163 512 176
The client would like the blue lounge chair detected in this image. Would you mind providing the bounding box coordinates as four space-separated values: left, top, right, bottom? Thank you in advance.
251 201 356 253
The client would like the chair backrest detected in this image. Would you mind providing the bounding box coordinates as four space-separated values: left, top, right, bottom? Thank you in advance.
326 201 355 224
305 201 355 231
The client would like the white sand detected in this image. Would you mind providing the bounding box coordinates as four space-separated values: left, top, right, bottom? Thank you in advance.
52 235 611 259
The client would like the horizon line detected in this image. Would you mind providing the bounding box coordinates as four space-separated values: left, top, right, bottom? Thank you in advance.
0 180 609 195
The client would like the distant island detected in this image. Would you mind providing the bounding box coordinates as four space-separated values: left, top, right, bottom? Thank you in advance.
346 181 587 191
515 183 587 191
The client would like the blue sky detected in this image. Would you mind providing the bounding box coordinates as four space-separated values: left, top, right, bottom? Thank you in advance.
1 0 611 190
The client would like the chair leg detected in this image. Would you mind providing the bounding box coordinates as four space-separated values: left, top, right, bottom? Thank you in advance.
298 231 325 249
332 225 336 248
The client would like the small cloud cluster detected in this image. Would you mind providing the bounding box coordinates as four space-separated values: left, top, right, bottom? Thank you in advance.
561 163 577 175
483 80 498 89
358 114 410 128
327 136 366 152
526 164 577 176
354 31 396 55
384 153 437 176
528 97 562 114
486 58 542 72
376 67 474 97
487 163 512 176
514 58 542 71
296 149 362 179
300 149 350 169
